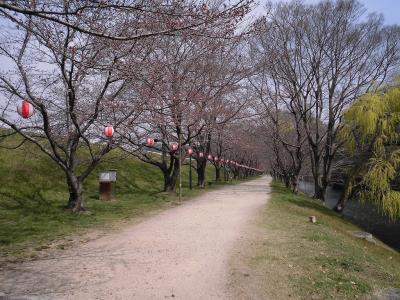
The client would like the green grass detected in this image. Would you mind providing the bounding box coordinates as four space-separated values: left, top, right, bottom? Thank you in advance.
250 181 400 299
0 136 236 262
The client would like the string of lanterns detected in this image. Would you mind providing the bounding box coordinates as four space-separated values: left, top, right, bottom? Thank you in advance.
17 99 116 138
144 136 262 172
17 100 263 172
145 137 179 152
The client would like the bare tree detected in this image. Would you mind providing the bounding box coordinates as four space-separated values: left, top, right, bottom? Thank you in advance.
253 0 400 199
247 42 308 192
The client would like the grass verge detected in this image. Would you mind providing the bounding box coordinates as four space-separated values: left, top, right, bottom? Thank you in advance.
245 181 400 299
0 138 242 263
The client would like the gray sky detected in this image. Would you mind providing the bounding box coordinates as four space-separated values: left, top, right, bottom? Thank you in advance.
0 0 398 121
260 0 400 25
0 0 399 72
348 0 400 24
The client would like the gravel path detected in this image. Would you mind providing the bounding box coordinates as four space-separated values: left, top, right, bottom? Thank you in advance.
0 176 271 300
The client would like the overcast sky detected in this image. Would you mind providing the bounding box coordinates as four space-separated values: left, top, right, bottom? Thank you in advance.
337 0 400 24
0 0 398 119
261 0 400 24
0 0 399 71
343 0 400 24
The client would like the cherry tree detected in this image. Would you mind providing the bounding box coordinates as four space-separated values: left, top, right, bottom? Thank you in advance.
222 121 264 178
0 13 146 211
0 0 258 206
0 0 253 41
118 33 217 192
119 4 252 191
189 41 253 186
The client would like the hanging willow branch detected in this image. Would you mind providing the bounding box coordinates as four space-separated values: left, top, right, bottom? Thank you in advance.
340 83 400 220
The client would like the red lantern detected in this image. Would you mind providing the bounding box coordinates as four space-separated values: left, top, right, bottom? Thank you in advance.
170 143 178 152
104 125 114 138
146 137 155 147
17 100 34 119
208 154 213 160
187 147 193 156
199 152 204 158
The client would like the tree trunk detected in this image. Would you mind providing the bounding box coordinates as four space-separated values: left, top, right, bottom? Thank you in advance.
309 143 325 200
291 175 299 194
215 166 221 181
312 161 325 200
334 190 347 213
334 168 360 212
283 175 291 188
164 163 179 192
163 173 173 192
66 174 85 212
197 160 206 188
314 180 325 200
321 153 334 202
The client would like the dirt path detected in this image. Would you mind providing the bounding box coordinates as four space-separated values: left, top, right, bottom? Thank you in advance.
0 176 271 300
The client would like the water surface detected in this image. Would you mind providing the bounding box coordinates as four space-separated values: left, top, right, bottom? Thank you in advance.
298 181 400 251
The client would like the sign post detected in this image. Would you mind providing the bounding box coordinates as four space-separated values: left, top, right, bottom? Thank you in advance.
99 169 117 201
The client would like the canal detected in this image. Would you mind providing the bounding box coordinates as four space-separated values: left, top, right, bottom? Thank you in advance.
298 181 400 252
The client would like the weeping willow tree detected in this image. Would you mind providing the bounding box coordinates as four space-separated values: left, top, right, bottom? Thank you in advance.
336 84 400 220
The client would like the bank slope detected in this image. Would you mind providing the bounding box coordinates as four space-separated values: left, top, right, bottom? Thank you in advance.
234 181 400 300
0 138 219 262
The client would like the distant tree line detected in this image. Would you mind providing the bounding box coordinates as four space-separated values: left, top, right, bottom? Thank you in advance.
249 0 400 218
